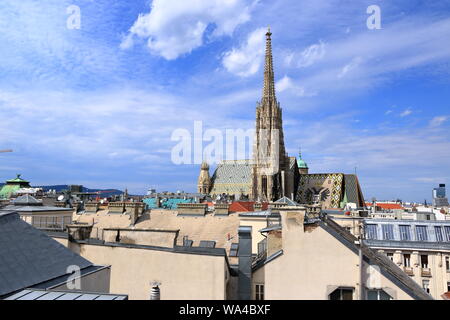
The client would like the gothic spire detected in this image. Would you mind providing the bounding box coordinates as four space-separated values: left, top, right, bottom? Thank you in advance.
262 27 276 101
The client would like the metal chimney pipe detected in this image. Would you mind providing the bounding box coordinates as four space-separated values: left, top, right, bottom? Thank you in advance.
150 284 160 300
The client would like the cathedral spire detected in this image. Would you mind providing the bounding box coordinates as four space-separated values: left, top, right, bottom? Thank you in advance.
262 27 276 101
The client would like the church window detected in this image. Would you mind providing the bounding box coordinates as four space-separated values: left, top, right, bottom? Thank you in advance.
262 176 268 198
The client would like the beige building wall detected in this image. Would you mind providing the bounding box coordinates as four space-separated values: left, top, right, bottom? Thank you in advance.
68 242 230 300
53 236 69 247
239 217 267 254
102 229 177 247
375 248 450 299
252 211 418 300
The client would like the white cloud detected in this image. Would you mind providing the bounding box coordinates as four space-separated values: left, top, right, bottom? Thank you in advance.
275 75 311 96
288 114 450 201
222 27 266 77
337 57 362 78
121 0 256 60
297 40 326 68
400 109 412 117
276 75 293 92
412 177 447 183
429 116 448 127
287 17 450 95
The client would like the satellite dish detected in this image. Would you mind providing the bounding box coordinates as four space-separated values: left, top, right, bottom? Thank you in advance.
57 195 64 201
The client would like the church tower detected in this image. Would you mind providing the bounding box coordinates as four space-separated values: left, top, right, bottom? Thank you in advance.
197 161 211 194
252 28 289 202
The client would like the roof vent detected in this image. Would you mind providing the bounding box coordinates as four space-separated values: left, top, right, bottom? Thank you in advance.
199 240 216 248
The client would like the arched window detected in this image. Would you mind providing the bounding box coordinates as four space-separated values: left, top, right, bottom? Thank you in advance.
262 175 268 198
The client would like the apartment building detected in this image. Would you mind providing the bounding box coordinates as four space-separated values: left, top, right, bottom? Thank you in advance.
363 219 450 299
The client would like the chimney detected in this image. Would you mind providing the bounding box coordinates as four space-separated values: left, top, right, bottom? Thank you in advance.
150 283 161 300
238 226 252 300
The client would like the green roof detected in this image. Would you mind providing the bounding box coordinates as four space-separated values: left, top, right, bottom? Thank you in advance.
0 184 21 199
298 159 308 169
6 174 29 184
0 174 31 199
298 150 308 169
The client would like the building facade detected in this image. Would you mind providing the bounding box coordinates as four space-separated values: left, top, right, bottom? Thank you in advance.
363 219 450 299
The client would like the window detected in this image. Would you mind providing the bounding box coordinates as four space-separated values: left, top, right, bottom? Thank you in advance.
403 254 411 267
386 252 394 261
399 225 411 241
435 226 444 242
422 280 430 294
447 282 450 292
420 255 429 269
329 288 354 300
366 224 378 240
446 256 450 272
262 176 268 198
255 284 264 300
367 289 392 300
445 226 450 242
382 224 394 240
416 226 428 241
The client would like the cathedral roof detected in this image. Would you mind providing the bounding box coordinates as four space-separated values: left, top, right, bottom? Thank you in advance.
209 160 252 195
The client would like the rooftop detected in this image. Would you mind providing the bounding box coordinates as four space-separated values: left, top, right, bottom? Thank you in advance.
0 211 92 297
4 289 127 300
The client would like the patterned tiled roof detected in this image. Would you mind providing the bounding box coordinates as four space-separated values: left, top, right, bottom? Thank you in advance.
344 174 363 206
210 160 253 195
289 157 297 170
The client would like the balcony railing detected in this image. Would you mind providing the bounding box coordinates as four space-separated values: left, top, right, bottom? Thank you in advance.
421 268 432 277
403 266 414 276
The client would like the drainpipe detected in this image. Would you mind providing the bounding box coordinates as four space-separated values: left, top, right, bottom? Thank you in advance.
238 226 252 300
358 223 365 300
359 241 364 300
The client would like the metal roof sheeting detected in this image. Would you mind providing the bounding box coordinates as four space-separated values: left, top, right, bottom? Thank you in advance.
0 212 92 297
4 289 127 300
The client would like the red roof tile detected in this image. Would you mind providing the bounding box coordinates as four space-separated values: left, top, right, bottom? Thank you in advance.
365 203 404 210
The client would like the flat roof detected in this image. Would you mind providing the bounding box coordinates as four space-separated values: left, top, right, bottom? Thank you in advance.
3 289 127 300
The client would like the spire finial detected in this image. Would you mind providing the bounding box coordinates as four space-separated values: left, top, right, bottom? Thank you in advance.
299 147 302 159
262 27 275 101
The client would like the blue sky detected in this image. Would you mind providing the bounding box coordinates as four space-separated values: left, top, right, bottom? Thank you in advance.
0 0 449 202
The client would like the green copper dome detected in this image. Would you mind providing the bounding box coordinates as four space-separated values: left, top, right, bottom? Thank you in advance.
298 159 308 169
298 149 308 169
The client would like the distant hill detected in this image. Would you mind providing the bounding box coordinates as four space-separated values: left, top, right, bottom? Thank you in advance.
32 185 124 197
